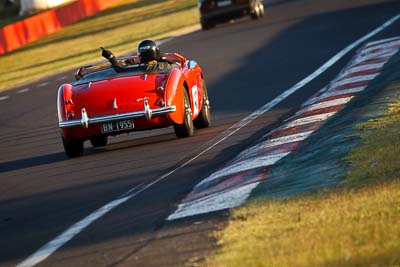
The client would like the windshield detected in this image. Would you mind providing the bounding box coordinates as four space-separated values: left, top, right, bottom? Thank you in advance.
71 65 171 86
72 53 183 86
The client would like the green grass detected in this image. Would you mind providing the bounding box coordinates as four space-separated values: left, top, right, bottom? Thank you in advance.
344 87 400 185
0 0 199 91
203 84 400 267
204 182 400 267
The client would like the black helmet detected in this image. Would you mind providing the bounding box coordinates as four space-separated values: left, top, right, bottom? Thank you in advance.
137 39 160 63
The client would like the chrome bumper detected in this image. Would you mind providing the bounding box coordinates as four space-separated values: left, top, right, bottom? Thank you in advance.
59 104 176 128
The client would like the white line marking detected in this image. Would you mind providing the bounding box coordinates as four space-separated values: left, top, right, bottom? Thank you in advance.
302 85 329 107
350 49 397 66
197 152 290 187
158 37 175 45
236 131 314 161
356 47 398 59
57 76 68 81
16 195 131 267
282 112 336 129
346 61 385 73
37 82 49 88
295 96 353 116
332 73 380 88
261 130 314 148
18 14 400 267
333 62 384 83
0 95 10 101
304 86 365 106
167 183 259 220
364 36 400 48
16 88 30 94
361 40 400 54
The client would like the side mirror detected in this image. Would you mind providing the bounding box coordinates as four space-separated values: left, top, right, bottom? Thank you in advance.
188 60 198 69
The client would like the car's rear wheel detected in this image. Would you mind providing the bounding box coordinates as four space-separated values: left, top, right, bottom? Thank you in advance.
201 20 215 30
90 135 108 147
174 88 194 138
194 79 211 129
62 136 84 158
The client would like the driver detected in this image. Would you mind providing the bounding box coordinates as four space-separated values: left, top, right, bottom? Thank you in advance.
101 39 179 73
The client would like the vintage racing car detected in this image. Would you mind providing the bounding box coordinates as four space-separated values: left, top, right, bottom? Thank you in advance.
57 52 211 157
199 0 265 30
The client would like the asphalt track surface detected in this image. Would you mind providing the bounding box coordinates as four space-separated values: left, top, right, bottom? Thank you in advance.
1 1 400 266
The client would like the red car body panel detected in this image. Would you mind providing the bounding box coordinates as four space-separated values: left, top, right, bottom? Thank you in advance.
58 53 205 141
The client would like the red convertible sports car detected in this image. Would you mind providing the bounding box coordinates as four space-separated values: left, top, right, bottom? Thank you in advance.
57 52 211 157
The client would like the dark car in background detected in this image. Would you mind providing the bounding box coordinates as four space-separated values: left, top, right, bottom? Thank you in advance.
198 0 264 30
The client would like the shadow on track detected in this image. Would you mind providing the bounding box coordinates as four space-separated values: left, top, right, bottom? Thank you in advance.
0 132 176 173
0 152 66 173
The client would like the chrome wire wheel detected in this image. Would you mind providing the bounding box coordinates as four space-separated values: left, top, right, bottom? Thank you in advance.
251 2 263 20
194 79 211 129
174 88 194 138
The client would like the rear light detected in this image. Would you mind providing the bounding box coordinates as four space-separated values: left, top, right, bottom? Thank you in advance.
156 100 165 107
200 1 215 12
58 84 75 122
156 86 165 107
65 99 75 119
67 112 75 119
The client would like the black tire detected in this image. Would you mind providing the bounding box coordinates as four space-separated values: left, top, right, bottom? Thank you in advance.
201 20 215 30
90 135 108 147
194 79 211 129
174 88 194 138
62 136 84 158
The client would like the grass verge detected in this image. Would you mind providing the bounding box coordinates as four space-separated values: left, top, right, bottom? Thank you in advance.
0 0 199 91
203 83 400 267
344 87 400 186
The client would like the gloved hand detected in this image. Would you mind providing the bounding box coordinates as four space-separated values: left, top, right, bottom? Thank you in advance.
101 47 114 60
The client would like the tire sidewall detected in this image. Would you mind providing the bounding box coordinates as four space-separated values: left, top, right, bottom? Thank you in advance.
173 88 194 137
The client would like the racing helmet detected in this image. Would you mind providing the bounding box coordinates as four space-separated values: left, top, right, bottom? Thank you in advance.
137 39 160 63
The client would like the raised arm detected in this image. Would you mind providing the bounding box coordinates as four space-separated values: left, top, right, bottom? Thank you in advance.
101 47 124 73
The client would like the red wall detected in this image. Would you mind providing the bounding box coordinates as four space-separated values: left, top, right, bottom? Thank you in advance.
0 0 120 55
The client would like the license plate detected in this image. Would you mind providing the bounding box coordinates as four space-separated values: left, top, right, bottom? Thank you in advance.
101 120 134 133
217 0 231 7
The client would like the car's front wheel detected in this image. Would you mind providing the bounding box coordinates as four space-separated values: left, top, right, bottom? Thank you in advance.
62 136 84 158
174 88 194 138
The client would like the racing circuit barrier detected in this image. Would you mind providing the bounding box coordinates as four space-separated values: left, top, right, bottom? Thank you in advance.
0 0 120 55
